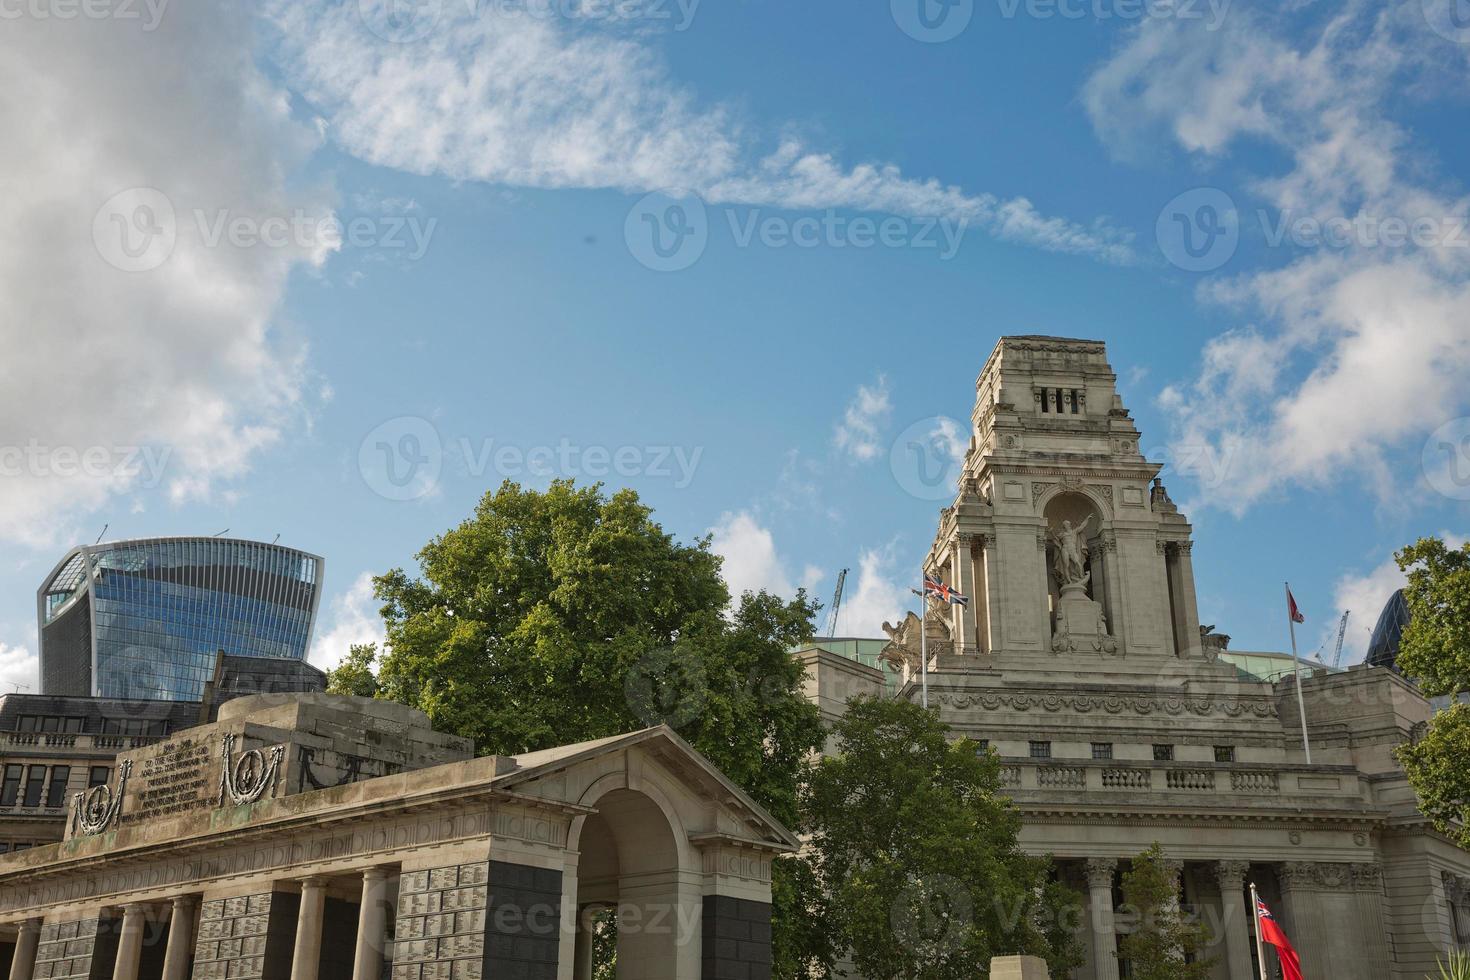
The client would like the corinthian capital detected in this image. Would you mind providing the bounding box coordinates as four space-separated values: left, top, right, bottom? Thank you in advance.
1085 858 1117 890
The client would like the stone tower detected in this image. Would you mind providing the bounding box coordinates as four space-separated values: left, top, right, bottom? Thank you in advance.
923 336 1203 672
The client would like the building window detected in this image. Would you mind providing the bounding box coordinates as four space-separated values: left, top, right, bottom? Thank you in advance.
89 766 111 787
1153 744 1175 762
21 765 47 807
45 767 70 808
1214 746 1236 763
1029 741 1052 759
16 716 37 733
0 765 21 806
1092 742 1114 760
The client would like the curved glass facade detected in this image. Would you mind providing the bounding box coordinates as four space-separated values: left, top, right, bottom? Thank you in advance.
1366 589 1411 670
38 538 324 702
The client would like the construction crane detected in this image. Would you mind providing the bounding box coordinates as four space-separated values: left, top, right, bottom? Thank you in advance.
1331 610 1351 668
825 568 849 639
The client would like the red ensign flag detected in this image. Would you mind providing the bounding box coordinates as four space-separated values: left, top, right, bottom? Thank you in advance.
1287 588 1306 624
1256 898 1305 980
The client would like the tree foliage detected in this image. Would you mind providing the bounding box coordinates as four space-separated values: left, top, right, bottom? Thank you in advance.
1394 536 1470 848
800 696 1082 980
325 642 381 698
370 480 827 971
1116 844 1214 980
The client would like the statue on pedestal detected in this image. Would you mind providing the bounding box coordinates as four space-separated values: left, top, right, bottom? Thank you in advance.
1050 515 1093 590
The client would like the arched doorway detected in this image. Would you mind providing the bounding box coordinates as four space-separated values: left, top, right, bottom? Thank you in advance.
570 788 693 980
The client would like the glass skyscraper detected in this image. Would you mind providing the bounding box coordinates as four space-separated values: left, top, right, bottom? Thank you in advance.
37 537 324 702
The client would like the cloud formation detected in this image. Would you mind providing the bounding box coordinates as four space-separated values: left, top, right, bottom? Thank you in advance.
1088 3 1470 513
266 2 1135 262
834 376 893 463
0 2 334 547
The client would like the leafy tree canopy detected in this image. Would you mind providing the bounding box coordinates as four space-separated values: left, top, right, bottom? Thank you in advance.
1116 843 1215 980
369 480 827 974
800 696 1082 980
325 642 381 699
1394 537 1470 847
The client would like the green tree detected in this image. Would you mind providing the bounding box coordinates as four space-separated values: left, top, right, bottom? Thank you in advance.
372 480 827 973
801 696 1082 980
1393 537 1470 848
1116 844 1214 980
325 642 382 698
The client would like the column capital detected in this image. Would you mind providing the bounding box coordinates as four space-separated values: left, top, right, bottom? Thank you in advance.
1214 860 1250 891
169 895 196 911
299 876 332 891
360 867 391 883
1349 863 1383 892
120 903 150 918
17 917 42 935
1158 858 1184 880
1085 858 1117 890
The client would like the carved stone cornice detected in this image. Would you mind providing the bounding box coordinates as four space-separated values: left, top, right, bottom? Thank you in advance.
1279 861 1382 892
933 691 1278 720
1085 858 1117 890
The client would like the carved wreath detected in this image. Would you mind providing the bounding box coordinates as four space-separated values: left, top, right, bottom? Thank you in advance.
71 760 131 836
218 733 285 807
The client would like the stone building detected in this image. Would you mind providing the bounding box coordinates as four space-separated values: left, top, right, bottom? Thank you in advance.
0 657 326 854
800 336 1470 980
0 693 794 980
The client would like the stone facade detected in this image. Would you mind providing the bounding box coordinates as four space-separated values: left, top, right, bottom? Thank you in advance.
802 335 1470 980
0 695 796 980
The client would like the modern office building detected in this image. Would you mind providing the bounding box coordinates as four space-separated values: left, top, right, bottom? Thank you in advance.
37 537 325 702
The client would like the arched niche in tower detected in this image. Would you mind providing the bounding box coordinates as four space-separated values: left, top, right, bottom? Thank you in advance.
1041 490 1107 608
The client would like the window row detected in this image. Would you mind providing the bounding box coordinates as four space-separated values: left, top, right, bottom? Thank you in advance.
979 741 1237 763
10 715 170 736
0 763 110 808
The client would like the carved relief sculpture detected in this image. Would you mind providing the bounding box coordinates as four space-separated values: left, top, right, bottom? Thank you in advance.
218 732 286 807
71 760 132 836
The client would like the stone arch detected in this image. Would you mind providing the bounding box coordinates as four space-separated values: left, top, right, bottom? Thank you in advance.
567 774 702 979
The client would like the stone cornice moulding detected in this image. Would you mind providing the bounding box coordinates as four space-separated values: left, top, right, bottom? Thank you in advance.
933 690 1278 719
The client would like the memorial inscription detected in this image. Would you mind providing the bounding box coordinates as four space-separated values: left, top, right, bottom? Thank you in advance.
122 736 215 824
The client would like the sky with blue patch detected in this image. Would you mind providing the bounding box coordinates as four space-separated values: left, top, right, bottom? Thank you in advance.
4 0 1470 689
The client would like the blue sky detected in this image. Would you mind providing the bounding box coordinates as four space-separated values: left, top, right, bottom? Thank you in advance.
4 0 1470 689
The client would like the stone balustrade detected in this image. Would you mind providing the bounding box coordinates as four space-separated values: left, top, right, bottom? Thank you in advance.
0 732 163 751
995 758 1357 800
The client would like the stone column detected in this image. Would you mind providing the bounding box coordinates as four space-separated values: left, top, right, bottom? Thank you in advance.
1213 862 1253 980
7 918 42 980
112 904 149 980
290 877 331 980
352 869 390 980
161 897 196 980
1349 864 1392 979
1160 859 1185 965
1168 542 1203 658
1085 859 1120 980
572 907 594 980
952 535 975 655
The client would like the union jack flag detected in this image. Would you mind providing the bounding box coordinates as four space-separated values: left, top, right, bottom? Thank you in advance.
917 576 969 607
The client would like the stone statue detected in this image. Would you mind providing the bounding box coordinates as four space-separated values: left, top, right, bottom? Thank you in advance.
880 600 953 667
1050 516 1094 587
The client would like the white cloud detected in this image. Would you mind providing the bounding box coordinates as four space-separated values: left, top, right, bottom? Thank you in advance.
709 511 823 601
309 572 386 672
834 376 892 463
832 547 910 639
0 642 38 695
1329 531 1469 665
1087 4 1470 514
265 3 1135 263
0 2 333 547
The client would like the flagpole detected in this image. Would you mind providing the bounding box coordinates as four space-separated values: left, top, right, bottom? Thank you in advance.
920 569 929 709
1285 582 1312 764
1250 883 1269 980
